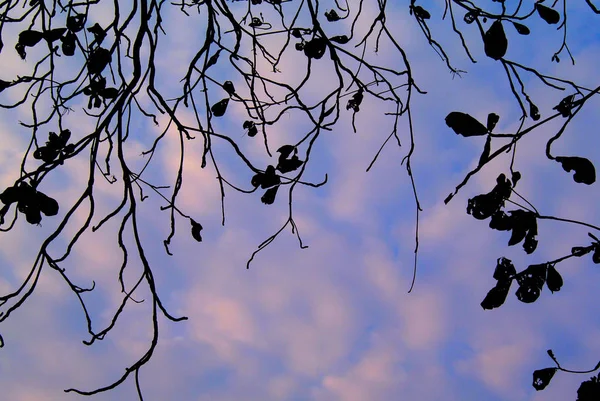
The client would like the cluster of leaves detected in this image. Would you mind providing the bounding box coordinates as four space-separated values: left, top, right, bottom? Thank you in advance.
0 182 59 225
250 145 304 205
32 130 75 164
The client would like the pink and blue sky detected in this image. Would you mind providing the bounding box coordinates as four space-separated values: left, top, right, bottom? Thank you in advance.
0 1 599 400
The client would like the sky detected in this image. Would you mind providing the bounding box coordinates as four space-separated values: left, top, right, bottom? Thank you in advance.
1 1 600 400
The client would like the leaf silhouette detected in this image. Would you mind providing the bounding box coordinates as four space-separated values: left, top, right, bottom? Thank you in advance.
18 30 43 47
36 192 59 216
484 20 508 60
87 23 106 44
556 156 596 185
577 374 600 400
486 113 500 131
87 47 112 75
330 35 349 44
61 31 76 56
512 22 530 35
211 98 229 117
481 280 511 310
304 37 326 59
445 112 488 136
261 186 279 205
190 219 203 242
546 265 563 293
66 15 85 32
515 263 547 303
493 257 516 281
533 368 557 391
536 4 560 24
223 81 235 96
324 10 340 22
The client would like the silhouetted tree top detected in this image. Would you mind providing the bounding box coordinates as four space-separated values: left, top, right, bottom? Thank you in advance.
0 0 599 399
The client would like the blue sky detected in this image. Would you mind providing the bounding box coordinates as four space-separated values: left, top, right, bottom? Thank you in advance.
1 1 600 400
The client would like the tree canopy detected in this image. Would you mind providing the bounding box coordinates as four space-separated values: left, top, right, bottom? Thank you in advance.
0 0 599 399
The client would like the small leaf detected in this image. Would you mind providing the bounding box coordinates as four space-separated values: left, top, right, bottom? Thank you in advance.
211 98 229 117
511 171 521 186
66 14 86 32
260 165 280 188
533 367 557 391
303 37 327 59
484 20 508 60
87 47 112 75
593 246 600 264
445 112 488 137
571 246 592 257
330 35 350 44
486 113 500 132
412 6 431 20
512 22 530 35
346 89 363 112
18 30 43 47
464 10 478 24
481 280 511 310
493 257 516 281
190 219 203 242
261 186 279 205
536 4 560 24
529 103 541 121
223 81 235 96
324 10 341 22
546 265 563 293
36 192 59 216
277 155 303 174
61 31 76 56
556 156 596 185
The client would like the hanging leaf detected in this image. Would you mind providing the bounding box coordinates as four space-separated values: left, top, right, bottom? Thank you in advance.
511 171 522 186
324 10 341 22
36 192 59 216
61 31 77 56
481 280 511 310
223 81 235 96
330 35 350 44
261 186 279 205
346 89 363 112
553 94 575 117
464 10 478 24
277 155 303 174
535 4 560 24
486 113 500 132
484 20 508 60
304 37 327 59
412 6 431 20
445 112 488 137
529 103 541 121
190 219 203 242
493 257 516 281
512 22 531 35
546 265 563 293
556 156 596 185
87 47 112 75
532 368 557 391
515 263 547 303
243 121 257 137
66 14 86 32
211 98 229 117
18 30 44 47
489 211 513 231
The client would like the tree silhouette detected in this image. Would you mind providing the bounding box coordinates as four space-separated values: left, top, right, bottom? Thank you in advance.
0 0 599 399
